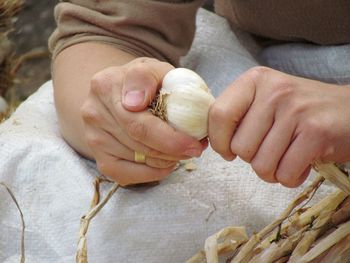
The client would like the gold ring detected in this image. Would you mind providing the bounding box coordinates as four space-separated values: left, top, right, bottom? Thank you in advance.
134 151 146 164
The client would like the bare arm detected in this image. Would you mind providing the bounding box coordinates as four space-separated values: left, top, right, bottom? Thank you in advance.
52 42 136 158
49 0 204 185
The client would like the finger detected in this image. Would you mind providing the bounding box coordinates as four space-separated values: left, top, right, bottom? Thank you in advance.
114 101 204 157
200 137 209 150
109 118 194 160
230 100 274 162
275 133 317 188
250 117 296 183
86 127 177 169
91 68 204 157
81 94 191 161
209 69 257 160
95 153 175 186
122 58 174 111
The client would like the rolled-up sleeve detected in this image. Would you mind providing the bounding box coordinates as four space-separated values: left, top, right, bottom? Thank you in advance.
48 0 203 65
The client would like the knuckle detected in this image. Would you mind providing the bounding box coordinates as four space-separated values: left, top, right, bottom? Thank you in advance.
251 159 275 183
246 66 296 106
85 132 103 148
143 147 163 158
169 138 193 154
288 100 308 117
303 117 335 157
90 67 124 97
209 103 228 124
91 71 112 96
245 66 271 81
133 57 159 64
303 117 332 139
303 118 320 134
127 62 150 77
230 139 251 161
80 102 100 124
267 83 295 106
126 119 148 141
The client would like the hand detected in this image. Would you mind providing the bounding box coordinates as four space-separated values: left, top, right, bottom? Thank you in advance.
209 66 350 187
81 57 205 186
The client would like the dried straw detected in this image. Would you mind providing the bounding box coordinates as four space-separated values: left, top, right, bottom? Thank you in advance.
76 179 119 263
0 182 25 263
188 162 350 263
0 0 23 30
231 175 325 263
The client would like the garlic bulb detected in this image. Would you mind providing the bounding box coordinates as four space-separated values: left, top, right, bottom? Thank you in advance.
152 68 215 140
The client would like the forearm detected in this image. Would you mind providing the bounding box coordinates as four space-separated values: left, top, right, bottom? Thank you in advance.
52 42 136 158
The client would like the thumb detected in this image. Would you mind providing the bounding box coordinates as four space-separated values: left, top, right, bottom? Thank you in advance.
122 60 174 112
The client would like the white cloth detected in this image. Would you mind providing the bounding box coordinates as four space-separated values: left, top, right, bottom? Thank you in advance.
0 9 340 263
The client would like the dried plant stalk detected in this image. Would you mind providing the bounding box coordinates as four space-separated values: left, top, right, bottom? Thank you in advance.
186 250 206 263
0 182 25 263
76 181 119 263
249 226 307 263
314 161 350 195
10 47 49 75
90 177 101 209
254 188 347 260
0 0 22 30
331 196 350 225
288 211 333 262
189 162 350 263
291 190 347 229
204 227 248 263
273 256 290 263
318 234 350 263
230 175 324 263
299 220 350 262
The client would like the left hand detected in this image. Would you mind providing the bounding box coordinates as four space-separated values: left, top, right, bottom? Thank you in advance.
209 66 350 188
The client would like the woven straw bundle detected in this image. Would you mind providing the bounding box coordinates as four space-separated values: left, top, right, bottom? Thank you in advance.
187 162 350 263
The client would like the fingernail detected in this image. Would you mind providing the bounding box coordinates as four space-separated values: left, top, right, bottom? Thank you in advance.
184 148 202 157
123 90 145 107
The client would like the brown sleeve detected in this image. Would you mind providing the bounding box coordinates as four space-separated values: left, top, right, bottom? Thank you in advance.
49 0 203 66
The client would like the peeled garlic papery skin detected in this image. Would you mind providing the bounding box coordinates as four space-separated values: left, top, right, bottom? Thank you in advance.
159 68 215 140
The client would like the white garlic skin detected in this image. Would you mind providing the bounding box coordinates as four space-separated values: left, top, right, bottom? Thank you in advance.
161 68 215 140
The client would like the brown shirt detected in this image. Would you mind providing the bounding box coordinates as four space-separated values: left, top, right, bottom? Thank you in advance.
49 0 350 66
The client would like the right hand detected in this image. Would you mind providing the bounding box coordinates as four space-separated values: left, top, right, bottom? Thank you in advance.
80 58 206 186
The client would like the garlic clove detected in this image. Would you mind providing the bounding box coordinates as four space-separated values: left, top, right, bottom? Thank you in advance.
161 68 210 94
153 68 215 140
